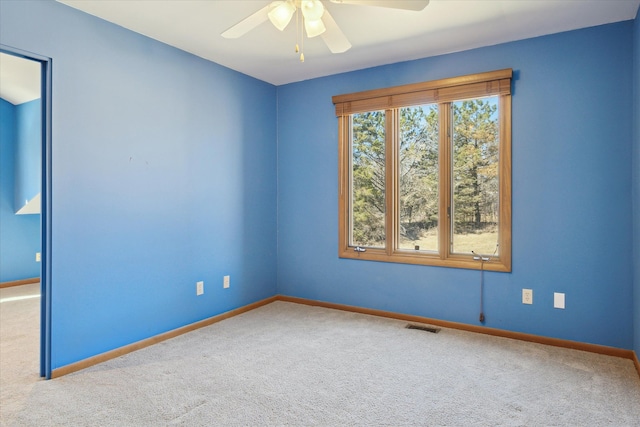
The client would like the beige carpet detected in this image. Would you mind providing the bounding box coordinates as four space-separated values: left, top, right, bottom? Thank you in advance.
0 283 41 426
1 287 640 426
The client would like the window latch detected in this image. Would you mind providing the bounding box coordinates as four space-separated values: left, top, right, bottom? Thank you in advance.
354 246 367 253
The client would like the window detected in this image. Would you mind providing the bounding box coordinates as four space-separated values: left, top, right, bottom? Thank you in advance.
334 69 512 272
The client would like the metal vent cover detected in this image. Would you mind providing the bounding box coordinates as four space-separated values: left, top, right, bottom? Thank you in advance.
405 324 441 333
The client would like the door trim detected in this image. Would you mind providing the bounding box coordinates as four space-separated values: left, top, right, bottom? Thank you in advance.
0 44 52 379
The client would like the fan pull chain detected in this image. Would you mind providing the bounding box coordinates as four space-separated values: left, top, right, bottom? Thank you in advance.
295 6 299 54
295 7 304 62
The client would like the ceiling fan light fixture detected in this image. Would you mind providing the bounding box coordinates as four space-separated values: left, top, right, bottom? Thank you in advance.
268 1 296 31
301 0 325 21
304 18 326 38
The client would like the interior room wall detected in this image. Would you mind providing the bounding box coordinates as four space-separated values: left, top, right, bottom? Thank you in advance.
1 0 637 374
0 98 40 282
632 8 640 358
0 0 278 370
276 21 636 350
14 99 41 212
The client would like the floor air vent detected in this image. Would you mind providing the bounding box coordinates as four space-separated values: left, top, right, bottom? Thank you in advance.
406 324 440 333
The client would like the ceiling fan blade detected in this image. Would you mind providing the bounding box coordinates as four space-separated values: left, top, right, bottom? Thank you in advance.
320 9 352 53
329 0 429 11
221 4 271 39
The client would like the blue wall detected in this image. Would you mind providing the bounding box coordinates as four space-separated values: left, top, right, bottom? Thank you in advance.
14 99 41 212
632 8 640 357
277 22 635 349
0 0 277 370
0 98 40 282
1 0 638 373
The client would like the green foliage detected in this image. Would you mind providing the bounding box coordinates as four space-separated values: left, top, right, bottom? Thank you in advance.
452 98 499 234
351 111 386 246
349 97 499 248
399 105 439 242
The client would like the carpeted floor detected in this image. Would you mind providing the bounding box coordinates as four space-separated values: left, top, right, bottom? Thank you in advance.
0 283 40 426
1 287 640 426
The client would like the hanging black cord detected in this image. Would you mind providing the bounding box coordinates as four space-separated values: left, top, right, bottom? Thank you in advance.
479 258 485 323
473 244 497 324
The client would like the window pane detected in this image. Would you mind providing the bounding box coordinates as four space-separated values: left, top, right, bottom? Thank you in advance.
350 111 386 248
398 105 439 252
451 97 500 256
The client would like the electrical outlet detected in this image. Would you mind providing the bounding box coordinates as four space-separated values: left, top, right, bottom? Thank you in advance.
35 252 41 262
223 275 230 289
196 281 204 296
522 289 533 305
554 292 565 309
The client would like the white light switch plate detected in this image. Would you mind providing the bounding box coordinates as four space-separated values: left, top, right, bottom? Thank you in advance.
554 292 565 309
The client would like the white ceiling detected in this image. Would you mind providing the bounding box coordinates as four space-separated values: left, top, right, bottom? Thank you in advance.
56 0 640 86
1 1 638 100
0 53 41 105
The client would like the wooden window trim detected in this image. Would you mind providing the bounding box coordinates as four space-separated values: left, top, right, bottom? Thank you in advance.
335 69 512 272
333 69 512 115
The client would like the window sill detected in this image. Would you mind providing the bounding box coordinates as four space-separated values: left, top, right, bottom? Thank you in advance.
339 248 511 272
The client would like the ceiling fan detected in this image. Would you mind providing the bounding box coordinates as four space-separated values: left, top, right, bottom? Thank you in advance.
221 0 430 61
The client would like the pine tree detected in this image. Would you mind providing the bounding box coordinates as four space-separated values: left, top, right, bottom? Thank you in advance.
452 99 499 233
352 111 386 246
349 98 498 247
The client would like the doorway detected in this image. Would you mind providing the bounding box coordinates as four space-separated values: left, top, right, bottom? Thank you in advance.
0 45 52 379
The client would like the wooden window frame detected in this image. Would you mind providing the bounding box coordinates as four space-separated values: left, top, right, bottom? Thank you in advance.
334 69 512 272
